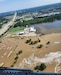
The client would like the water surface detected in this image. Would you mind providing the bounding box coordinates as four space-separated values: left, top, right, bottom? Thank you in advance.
33 20 61 34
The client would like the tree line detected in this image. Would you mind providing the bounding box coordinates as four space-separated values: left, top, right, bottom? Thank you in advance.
12 13 61 28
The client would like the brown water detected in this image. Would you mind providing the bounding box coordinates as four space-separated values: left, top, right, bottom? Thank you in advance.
33 20 61 34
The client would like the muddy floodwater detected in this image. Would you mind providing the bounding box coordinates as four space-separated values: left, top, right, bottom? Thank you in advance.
33 20 61 34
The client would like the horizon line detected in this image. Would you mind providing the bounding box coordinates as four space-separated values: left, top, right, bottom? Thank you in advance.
0 2 60 14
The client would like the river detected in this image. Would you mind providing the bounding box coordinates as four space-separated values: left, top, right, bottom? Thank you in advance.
33 20 61 34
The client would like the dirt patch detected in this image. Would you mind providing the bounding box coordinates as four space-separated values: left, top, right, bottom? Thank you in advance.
0 33 61 73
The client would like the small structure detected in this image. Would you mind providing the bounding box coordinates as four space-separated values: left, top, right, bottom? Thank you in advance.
45 46 49 48
19 31 24 35
32 46 35 48
54 42 60 44
29 27 36 32
18 26 36 36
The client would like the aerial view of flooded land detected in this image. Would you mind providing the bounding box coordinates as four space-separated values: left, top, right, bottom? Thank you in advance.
0 2 61 74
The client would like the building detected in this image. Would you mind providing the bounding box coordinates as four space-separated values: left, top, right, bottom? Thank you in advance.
29 27 36 32
19 26 36 36
19 31 24 35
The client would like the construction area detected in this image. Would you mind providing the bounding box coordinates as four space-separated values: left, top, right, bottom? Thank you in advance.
0 33 61 73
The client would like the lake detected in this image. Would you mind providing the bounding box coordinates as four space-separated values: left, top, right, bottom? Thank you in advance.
33 20 61 34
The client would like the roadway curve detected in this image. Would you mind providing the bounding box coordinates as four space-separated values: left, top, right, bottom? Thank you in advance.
0 12 17 36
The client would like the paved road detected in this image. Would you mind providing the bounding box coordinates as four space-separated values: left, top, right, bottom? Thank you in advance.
0 13 17 36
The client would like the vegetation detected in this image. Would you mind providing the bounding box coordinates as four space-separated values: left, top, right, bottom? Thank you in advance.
41 33 45 35
38 39 41 42
8 26 24 32
14 56 18 60
16 50 22 55
46 41 50 45
0 24 3 29
29 41 34 45
29 41 38 45
0 14 61 37
37 44 43 48
13 14 61 28
0 17 8 28
34 63 46 71
13 60 17 64
0 26 12 38
0 41 2 43
11 64 14 67
25 39 31 43
11 50 22 67
25 39 41 45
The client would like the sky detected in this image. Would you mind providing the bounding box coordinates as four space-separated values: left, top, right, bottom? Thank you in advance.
0 0 60 13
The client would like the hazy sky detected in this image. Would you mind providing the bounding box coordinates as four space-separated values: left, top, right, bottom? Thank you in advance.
0 0 60 13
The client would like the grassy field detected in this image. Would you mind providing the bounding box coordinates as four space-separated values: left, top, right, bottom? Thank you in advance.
8 26 24 33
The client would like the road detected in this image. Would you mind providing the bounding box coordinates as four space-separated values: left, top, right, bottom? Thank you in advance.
0 12 17 36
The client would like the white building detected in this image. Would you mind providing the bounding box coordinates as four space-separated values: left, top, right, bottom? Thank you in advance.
19 31 24 35
29 27 36 32
19 26 36 35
